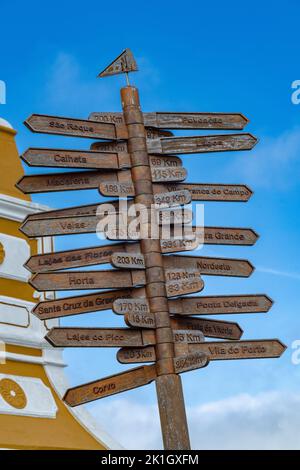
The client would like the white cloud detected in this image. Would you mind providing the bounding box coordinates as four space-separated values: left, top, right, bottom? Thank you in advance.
228 127 300 189
90 391 300 449
43 52 117 113
257 266 300 281
43 52 162 114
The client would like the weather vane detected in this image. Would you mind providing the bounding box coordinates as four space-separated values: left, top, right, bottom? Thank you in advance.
98 48 138 85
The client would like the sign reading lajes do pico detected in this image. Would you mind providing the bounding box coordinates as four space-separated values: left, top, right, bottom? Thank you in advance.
18 48 286 451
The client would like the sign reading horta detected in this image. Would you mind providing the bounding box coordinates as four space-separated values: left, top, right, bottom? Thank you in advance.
18 48 286 451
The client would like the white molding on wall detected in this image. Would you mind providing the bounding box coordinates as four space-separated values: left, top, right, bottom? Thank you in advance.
0 233 31 282
0 193 123 449
0 295 59 351
0 373 58 418
0 193 50 222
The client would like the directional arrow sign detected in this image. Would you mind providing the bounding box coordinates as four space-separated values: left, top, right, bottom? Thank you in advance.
46 327 156 348
29 269 146 291
89 112 249 130
186 339 287 361
16 170 132 194
63 365 157 406
192 227 259 245
21 148 183 172
173 352 209 374
117 339 286 365
170 317 243 340
24 114 127 140
163 255 254 277
168 295 274 316
147 134 258 155
32 288 138 321
21 148 131 170
153 183 253 202
20 214 107 238
46 327 204 348
20 215 196 242
16 167 187 194
98 181 252 202
25 243 127 273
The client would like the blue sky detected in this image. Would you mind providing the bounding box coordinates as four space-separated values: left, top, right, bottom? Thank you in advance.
1 0 300 449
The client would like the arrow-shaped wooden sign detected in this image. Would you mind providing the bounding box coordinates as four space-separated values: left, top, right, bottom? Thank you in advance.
117 339 286 365
64 365 157 406
46 327 156 348
29 269 146 291
170 317 243 340
32 288 139 321
99 182 253 202
89 112 249 130
195 226 258 245
16 167 187 193
24 114 127 140
153 183 253 202
184 339 287 361
21 148 181 170
25 242 127 273
108 226 258 245
186 252 249 276
147 134 258 155
21 148 131 170
20 214 196 241
168 294 273 316
45 327 204 348
20 214 106 238
16 170 131 194
163 255 254 277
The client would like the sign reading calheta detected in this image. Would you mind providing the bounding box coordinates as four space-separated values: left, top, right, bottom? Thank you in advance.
18 48 286 451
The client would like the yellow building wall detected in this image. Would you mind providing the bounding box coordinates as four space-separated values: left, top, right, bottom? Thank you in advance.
0 123 108 450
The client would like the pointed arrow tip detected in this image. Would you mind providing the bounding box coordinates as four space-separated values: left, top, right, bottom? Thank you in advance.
265 295 275 309
277 339 288 352
45 328 57 347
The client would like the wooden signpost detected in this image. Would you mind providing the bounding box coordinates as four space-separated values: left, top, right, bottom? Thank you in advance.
18 48 286 450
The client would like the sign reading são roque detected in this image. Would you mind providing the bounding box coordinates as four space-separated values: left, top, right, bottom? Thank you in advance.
18 48 286 450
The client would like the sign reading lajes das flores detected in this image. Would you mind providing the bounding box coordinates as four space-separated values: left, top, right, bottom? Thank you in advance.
18 48 286 451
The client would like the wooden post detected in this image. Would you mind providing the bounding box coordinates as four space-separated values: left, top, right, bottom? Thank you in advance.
121 86 191 450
